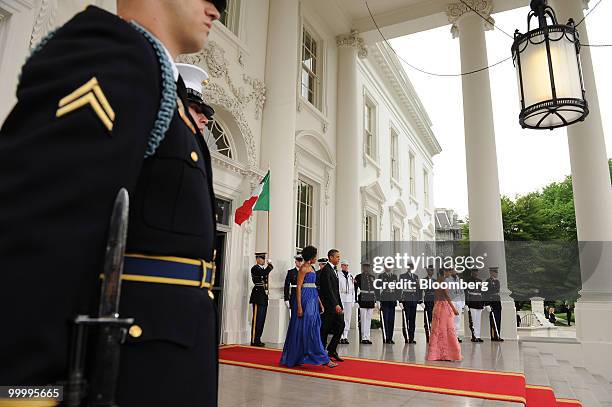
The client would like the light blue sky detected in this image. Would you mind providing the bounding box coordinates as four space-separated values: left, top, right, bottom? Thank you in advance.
391 2 611 218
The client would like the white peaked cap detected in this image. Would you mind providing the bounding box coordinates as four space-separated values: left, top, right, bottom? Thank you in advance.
176 63 210 95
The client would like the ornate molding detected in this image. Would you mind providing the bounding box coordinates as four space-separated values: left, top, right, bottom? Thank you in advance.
446 0 494 39
210 153 264 181
323 167 331 206
336 30 368 59
177 41 266 120
201 83 257 167
29 0 58 50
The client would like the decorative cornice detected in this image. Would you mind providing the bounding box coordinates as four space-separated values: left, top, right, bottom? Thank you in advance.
446 0 495 39
211 152 265 181
29 0 58 49
336 30 368 59
368 42 442 158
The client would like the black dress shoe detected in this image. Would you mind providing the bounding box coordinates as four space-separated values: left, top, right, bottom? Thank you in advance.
389 339 395 344
457 337 462 343
361 339 368 344
410 340 417 344
471 338 477 342
345 340 350 344
477 338 484 342
366 340 373 344
329 352 344 362
251 341 265 347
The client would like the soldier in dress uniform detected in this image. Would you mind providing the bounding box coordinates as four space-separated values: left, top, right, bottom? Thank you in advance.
284 254 304 311
177 62 216 133
0 1 225 406
399 262 422 344
250 252 274 347
338 260 355 344
423 265 436 342
465 268 485 342
486 267 504 341
354 261 376 344
315 257 328 288
379 267 398 344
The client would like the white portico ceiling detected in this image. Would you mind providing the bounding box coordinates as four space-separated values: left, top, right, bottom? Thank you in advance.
314 0 530 42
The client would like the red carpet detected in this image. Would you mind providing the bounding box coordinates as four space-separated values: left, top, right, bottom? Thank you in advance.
219 345 583 406
526 386 583 407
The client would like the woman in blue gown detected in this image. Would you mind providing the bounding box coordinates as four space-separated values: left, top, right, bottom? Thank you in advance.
280 245 337 368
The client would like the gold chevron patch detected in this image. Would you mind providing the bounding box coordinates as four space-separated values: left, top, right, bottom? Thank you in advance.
56 77 115 132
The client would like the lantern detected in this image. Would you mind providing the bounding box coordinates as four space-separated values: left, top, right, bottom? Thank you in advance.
511 0 588 129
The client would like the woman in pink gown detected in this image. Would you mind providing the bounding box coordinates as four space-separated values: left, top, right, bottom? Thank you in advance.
426 268 462 362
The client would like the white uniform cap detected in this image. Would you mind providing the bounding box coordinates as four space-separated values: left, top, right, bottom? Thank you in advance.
176 63 210 97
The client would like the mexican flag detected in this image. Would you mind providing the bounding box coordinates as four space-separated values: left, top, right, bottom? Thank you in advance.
235 171 270 225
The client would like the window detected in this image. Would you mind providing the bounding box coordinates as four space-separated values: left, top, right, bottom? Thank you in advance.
424 170 430 208
296 180 314 252
364 101 375 158
301 27 321 109
409 153 416 195
363 213 375 257
219 0 240 35
390 130 399 181
205 118 233 159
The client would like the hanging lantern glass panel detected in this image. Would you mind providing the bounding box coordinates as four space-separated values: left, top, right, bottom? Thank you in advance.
511 0 588 129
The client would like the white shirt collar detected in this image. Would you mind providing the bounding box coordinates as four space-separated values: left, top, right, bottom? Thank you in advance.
160 41 179 81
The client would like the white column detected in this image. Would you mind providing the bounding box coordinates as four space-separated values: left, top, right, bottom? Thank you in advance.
336 31 367 271
550 0 612 380
258 0 300 343
447 0 517 339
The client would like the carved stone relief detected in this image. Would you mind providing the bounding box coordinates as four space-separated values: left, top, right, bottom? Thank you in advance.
30 0 58 50
446 0 494 39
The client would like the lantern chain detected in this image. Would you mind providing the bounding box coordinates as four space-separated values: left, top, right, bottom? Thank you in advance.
363 0 610 78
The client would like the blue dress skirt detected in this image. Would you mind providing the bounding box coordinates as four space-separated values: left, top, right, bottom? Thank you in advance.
280 272 330 367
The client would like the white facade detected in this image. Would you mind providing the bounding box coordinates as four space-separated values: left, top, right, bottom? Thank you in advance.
0 0 439 346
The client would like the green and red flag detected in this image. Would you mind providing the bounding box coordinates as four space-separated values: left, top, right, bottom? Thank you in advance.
235 171 269 225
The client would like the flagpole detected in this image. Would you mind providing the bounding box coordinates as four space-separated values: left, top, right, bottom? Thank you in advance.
267 163 270 259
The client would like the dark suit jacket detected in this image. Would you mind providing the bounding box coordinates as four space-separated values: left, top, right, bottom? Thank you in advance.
319 263 343 312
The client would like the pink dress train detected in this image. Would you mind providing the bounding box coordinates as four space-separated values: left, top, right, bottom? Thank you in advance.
426 299 462 361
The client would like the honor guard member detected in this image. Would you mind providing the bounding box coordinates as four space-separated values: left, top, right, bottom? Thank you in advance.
465 268 485 342
0 1 225 406
379 267 398 344
447 267 466 342
177 62 216 133
423 265 436 342
354 261 376 344
486 267 504 341
399 263 422 344
250 252 274 346
284 254 304 311
316 257 328 288
338 260 355 344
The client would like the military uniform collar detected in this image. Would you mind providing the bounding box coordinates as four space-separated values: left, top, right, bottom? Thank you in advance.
159 40 179 81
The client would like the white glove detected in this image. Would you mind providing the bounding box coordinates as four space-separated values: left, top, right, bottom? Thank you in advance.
400 303 405 310
354 303 360 309
485 305 492 312
464 304 469 311
285 300 290 309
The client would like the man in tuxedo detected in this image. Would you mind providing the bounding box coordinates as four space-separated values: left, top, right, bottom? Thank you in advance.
319 249 344 362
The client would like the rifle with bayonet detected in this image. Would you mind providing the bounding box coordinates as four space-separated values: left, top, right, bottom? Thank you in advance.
64 188 133 407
